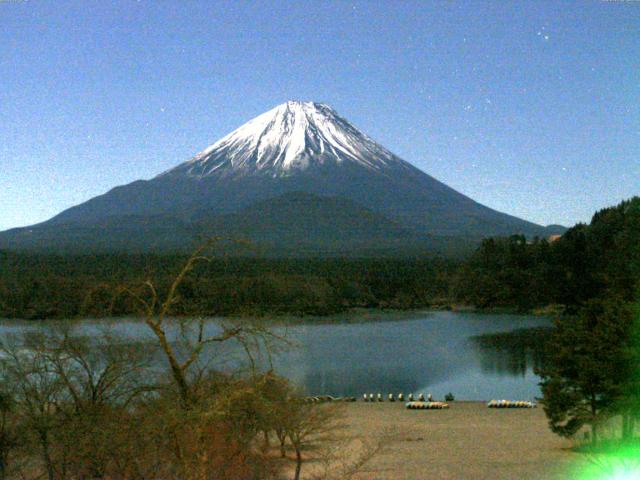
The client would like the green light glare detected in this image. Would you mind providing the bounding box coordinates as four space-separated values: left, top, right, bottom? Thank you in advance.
570 444 640 480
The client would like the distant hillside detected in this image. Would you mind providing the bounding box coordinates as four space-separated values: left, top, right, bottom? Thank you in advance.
0 192 477 257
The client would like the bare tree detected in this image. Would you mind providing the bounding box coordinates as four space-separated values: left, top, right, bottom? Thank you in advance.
114 240 282 406
0 333 64 480
282 401 342 480
0 327 158 480
0 387 20 480
101 240 289 480
49 329 154 479
44 328 154 410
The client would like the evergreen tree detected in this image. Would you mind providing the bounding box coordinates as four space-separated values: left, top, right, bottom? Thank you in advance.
617 302 640 441
537 298 635 444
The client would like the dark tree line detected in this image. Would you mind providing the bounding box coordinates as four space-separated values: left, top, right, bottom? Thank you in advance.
0 197 638 321
454 197 640 313
0 254 457 320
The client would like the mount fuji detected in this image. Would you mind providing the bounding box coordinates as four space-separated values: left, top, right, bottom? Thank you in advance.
0 101 563 255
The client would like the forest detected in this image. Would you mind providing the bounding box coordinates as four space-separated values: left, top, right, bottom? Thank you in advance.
0 197 638 321
455 196 639 312
0 253 458 320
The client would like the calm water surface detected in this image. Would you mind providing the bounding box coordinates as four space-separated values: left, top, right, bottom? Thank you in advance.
0 311 550 401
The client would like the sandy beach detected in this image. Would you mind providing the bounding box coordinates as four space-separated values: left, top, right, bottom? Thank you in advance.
328 401 588 480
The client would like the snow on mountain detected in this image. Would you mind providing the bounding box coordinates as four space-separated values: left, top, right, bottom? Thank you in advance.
161 101 408 178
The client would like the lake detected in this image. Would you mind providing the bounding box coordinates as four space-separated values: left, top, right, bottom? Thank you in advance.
0 310 550 401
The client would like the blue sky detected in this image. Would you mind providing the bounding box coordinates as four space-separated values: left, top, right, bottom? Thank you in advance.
1 0 638 231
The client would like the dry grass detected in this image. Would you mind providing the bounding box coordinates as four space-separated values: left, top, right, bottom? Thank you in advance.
316 401 589 480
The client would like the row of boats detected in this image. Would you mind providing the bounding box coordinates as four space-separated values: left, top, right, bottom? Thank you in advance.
486 400 536 408
405 401 450 409
302 395 536 408
362 393 432 402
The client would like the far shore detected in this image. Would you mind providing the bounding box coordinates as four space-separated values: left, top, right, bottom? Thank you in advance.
0 304 560 326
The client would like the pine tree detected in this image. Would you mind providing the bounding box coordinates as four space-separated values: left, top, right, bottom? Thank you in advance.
537 298 634 444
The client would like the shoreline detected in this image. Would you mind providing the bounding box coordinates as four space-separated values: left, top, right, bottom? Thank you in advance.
0 303 560 325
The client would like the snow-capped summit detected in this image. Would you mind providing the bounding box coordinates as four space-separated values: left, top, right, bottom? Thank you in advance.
162 101 408 178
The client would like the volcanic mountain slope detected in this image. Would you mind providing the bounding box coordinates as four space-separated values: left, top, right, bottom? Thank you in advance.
0 101 563 254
